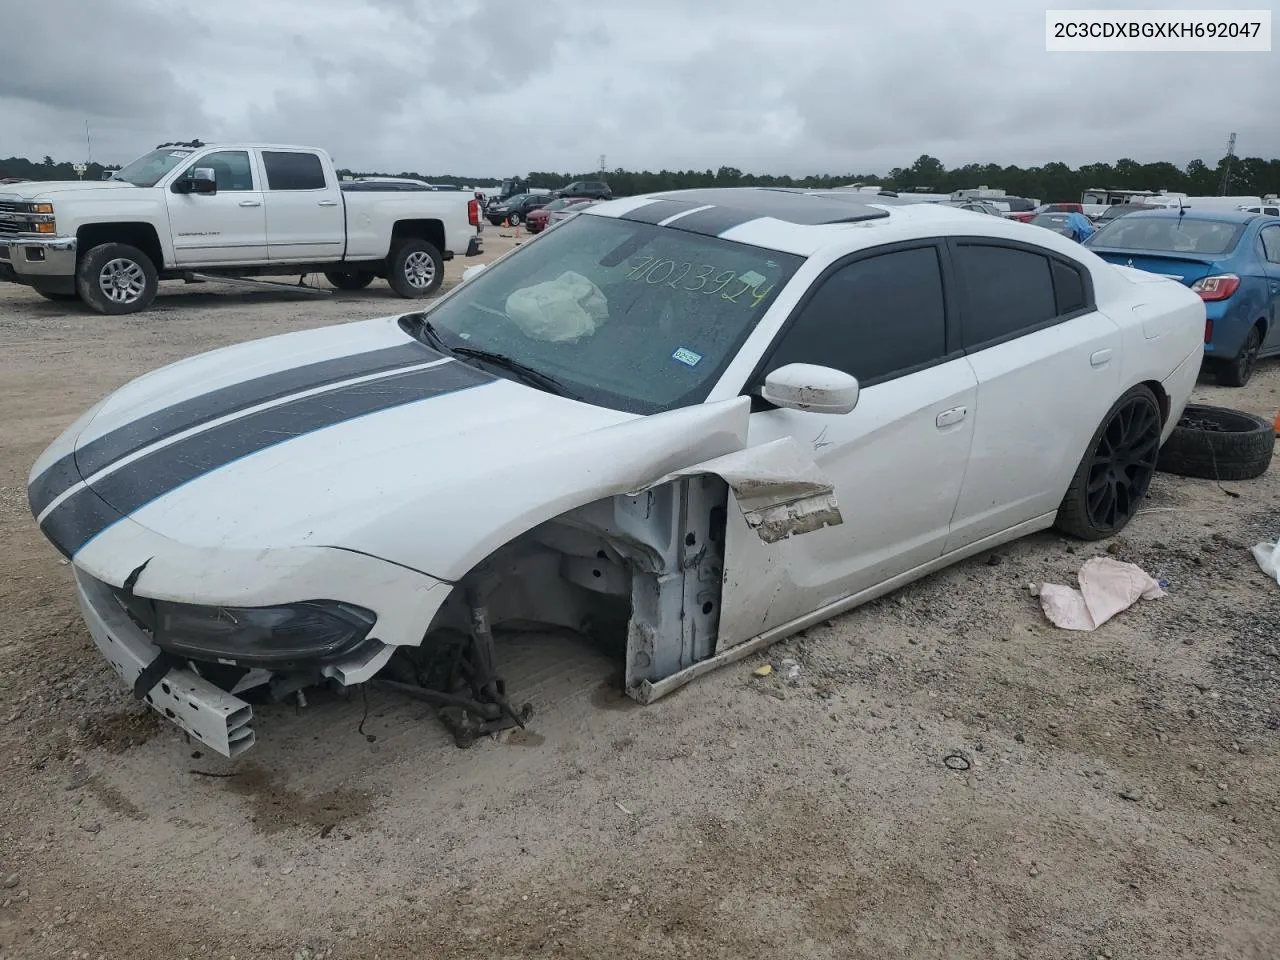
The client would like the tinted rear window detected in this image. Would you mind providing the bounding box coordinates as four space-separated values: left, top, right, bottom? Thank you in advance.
1090 217 1244 255
262 151 327 191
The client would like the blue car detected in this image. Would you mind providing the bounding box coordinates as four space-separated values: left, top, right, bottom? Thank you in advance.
1085 209 1280 386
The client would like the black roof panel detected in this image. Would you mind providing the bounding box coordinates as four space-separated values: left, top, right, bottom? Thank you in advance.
618 187 891 238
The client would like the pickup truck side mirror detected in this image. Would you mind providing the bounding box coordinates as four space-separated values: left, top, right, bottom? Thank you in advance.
173 168 217 196
760 363 860 415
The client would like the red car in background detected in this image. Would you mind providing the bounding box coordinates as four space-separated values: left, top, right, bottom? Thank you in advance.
526 196 593 233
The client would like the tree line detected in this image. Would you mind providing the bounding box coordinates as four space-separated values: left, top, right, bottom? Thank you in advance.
5 152 1278 202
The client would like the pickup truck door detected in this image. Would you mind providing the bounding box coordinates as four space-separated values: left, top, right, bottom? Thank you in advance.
165 149 267 265
258 149 345 262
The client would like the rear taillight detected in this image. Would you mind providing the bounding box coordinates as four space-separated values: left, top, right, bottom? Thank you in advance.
1205 319 1213 344
467 198 480 227
1191 273 1240 301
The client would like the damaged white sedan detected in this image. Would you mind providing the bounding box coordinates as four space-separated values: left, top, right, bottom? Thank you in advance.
27 188 1207 757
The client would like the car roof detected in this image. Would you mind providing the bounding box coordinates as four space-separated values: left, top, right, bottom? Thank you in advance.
600 187 894 231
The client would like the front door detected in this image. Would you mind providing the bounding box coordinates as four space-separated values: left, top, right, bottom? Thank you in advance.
718 243 978 642
259 150 345 262
165 149 267 264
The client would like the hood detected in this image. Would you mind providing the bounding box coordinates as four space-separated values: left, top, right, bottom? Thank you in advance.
0 180 141 200
29 314 643 567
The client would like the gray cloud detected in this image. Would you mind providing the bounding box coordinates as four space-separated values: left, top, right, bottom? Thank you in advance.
1 0 1275 176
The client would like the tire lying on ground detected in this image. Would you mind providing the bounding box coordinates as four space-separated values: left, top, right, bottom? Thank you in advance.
1157 403 1275 481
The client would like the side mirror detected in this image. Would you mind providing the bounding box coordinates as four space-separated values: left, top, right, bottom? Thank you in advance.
462 264 487 283
174 168 217 195
761 363 859 415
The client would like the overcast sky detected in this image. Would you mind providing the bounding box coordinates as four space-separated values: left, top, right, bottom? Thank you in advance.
2 0 1275 178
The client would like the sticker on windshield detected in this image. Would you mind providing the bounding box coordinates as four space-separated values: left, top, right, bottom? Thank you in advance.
738 270 766 289
168 151 193 158
671 347 703 368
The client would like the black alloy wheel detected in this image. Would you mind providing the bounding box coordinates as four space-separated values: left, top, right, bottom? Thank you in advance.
1216 325 1261 388
1055 386 1162 540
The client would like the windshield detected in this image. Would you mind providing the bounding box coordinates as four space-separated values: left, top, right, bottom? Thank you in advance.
405 213 803 414
542 198 571 212
1089 216 1244 255
111 148 195 187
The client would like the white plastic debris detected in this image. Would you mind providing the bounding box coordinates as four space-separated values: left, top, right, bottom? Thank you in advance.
781 658 801 684
1036 557 1165 632
1253 540 1280 585
504 271 609 342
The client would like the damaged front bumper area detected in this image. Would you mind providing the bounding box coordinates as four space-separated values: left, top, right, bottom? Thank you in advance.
76 569 259 758
67 536 451 758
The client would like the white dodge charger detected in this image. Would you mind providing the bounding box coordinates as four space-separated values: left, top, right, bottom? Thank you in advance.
27 188 1206 757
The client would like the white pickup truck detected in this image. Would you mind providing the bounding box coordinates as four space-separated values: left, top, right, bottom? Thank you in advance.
0 140 484 315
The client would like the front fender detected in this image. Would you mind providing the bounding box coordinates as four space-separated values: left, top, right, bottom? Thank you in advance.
344 397 758 581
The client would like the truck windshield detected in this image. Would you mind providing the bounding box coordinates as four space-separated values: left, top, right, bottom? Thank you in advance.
404 213 804 414
111 148 196 187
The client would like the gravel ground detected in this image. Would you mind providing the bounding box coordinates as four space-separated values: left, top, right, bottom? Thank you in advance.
0 235 1278 960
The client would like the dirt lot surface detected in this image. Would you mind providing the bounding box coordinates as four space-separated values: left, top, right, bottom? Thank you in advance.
1 234 1278 960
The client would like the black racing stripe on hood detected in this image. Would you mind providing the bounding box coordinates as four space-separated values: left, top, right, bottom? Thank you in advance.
28 341 438 518
618 199 698 224
39 360 494 559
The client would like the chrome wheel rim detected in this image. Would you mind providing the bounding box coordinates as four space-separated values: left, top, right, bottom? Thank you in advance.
98 258 147 304
403 251 436 290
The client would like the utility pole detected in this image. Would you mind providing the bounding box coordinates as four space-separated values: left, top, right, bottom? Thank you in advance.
1218 132 1236 196
599 154 606 175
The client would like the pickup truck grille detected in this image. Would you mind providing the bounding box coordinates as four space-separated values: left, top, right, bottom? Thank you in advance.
0 201 27 238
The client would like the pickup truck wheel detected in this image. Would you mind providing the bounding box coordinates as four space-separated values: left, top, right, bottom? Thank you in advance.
387 239 443 298
323 269 376 291
76 243 158 315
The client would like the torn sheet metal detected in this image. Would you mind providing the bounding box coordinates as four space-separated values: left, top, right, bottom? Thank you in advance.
634 436 843 543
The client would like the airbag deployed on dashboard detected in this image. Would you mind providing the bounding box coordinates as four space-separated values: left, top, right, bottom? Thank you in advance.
505 271 609 342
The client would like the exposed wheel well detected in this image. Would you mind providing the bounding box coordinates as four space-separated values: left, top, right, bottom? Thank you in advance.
76 223 164 270
1140 379 1171 425
391 219 445 253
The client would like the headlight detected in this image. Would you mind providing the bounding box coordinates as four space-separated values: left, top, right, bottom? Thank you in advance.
30 202 54 215
150 599 377 665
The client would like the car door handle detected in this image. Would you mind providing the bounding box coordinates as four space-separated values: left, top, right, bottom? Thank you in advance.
238 200 261 207
936 406 967 428
318 200 339 206
1090 348 1113 368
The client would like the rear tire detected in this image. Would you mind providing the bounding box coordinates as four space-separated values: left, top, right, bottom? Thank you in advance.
1156 403 1274 481
1055 385 1162 541
507 212 522 227
385 238 444 299
1215 325 1262 387
323 269 376 291
75 242 158 315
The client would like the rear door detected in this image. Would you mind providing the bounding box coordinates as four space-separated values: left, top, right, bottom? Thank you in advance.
259 150 345 262
944 239 1121 551
165 149 267 264
1259 224 1280 352
719 242 978 638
